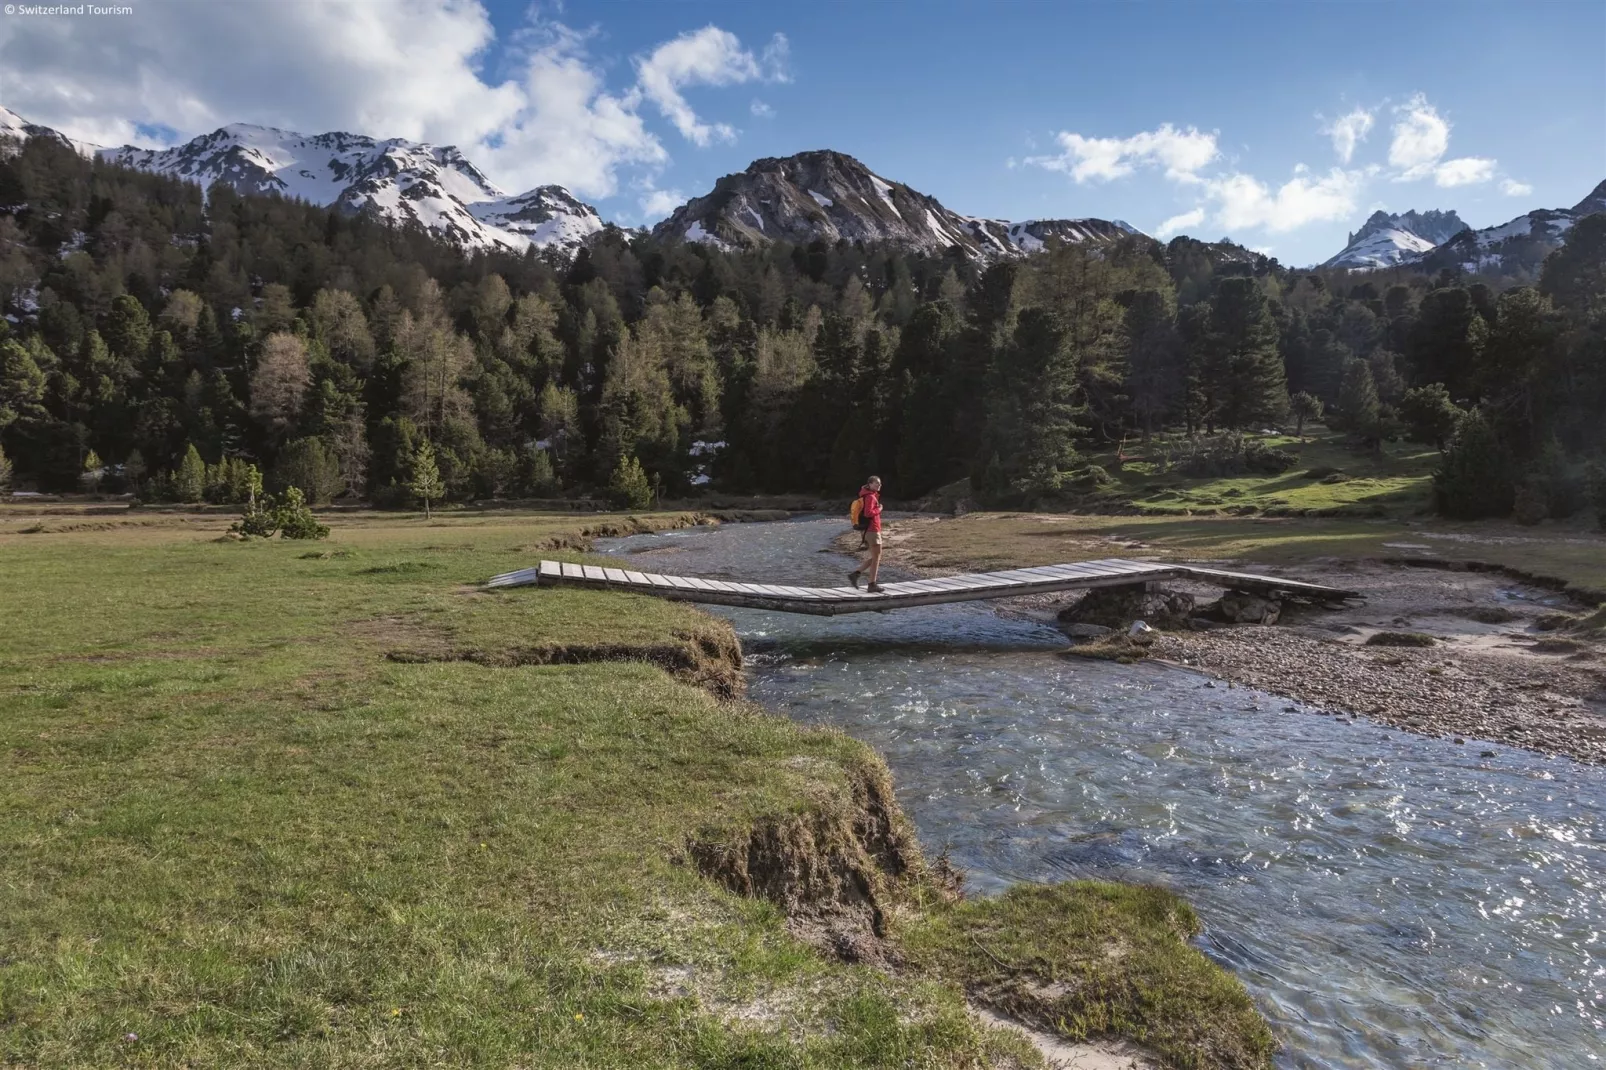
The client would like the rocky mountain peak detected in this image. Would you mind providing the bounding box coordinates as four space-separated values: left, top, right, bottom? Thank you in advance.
652 148 1137 260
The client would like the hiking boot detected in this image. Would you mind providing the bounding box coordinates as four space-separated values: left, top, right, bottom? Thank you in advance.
848 570 862 588
866 583 885 594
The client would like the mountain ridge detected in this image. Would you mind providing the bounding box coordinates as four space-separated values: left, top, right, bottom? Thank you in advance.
653 149 1140 260
2 107 603 255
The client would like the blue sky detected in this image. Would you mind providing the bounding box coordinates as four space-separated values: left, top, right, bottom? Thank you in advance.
3 0 1602 266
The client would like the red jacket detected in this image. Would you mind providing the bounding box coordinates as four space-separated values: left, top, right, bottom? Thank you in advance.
858 486 883 532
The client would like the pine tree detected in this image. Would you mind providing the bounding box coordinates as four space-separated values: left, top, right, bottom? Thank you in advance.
409 440 444 519
607 454 653 510
1399 384 1463 449
1208 278 1287 429
174 443 206 503
975 308 1083 504
1288 392 1324 439
1433 410 1516 519
1335 358 1383 449
0 441 11 493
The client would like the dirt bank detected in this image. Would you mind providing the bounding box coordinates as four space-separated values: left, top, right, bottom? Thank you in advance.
872 518 1606 765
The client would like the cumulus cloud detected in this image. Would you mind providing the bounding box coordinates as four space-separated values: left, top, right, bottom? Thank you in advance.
1434 156 1496 188
1025 123 1219 184
1500 178 1534 197
1323 107 1374 164
1205 166 1370 233
1388 94 1452 178
639 187 685 218
0 3 779 199
1155 207 1206 238
750 99 775 118
634 27 785 146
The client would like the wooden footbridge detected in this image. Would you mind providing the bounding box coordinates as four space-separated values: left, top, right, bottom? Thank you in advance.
486 558 1356 616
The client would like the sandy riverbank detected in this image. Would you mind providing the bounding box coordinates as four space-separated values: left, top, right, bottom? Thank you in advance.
858 517 1606 764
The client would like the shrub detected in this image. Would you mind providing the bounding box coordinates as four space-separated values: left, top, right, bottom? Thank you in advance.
1175 433 1296 478
608 454 653 509
1432 410 1515 519
1513 478 1547 526
274 487 329 540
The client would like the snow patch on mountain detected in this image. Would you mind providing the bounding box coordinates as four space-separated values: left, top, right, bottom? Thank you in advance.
1324 209 1468 269
1 108 600 255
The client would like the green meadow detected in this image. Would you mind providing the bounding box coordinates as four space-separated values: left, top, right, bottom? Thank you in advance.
0 505 1273 1069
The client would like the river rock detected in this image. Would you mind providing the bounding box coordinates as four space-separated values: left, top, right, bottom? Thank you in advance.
1209 589 1283 625
1058 583 1196 630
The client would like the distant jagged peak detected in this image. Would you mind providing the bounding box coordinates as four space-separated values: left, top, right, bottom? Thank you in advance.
1348 208 1468 248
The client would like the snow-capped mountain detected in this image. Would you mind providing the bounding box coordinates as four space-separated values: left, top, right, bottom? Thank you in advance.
1323 209 1468 269
1 107 602 255
1414 180 1606 277
653 150 1140 260
0 106 97 158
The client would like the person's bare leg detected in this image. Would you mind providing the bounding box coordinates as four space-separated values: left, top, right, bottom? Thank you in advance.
866 540 882 587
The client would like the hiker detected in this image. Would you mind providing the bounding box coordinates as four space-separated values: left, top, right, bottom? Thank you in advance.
848 475 885 593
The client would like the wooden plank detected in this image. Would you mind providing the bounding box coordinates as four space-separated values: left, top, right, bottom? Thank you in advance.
662 575 699 590
602 567 630 584
539 560 563 579
622 570 651 585
561 561 585 580
581 564 608 583
644 572 675 588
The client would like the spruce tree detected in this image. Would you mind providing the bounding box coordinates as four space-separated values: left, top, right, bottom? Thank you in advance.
1433 410 1515 519
174 444 206 503
0 441 11 493
1335 358 1383 449
607 454 653 509
409 440 445 519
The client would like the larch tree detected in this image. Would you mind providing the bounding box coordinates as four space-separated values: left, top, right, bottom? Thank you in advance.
249 332 312 439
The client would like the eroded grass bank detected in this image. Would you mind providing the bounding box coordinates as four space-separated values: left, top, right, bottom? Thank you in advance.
0 506 1271 1068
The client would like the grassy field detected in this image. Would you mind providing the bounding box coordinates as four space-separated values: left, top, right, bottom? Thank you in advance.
898 510 1606 597
0 504 1273 1068
1060 426 1441 519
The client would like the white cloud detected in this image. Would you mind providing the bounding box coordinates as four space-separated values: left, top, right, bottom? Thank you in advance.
639 187 685 218
1323 107 1374 164
634 26 786 147
0 4 780 200
1155 207 1206 238
1434 156 1496 188
750 99 774 118
1205 167 1369 233
1500 178 1534 197
1025 123 1218 184
1388 94 1451 178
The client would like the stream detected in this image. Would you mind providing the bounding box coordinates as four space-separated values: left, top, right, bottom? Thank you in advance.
598 517 1604 1068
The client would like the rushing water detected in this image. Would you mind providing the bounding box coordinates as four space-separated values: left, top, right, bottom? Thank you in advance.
598 518 1606 1068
